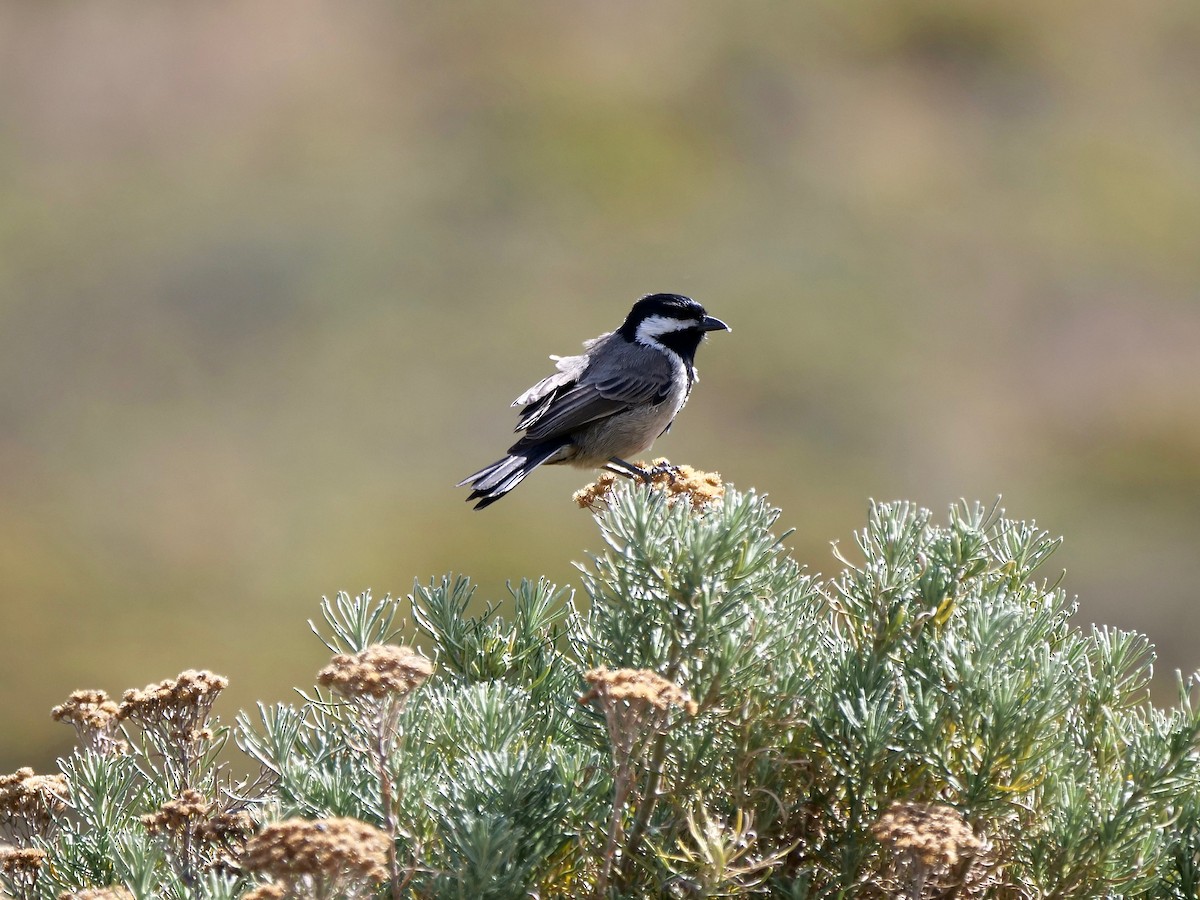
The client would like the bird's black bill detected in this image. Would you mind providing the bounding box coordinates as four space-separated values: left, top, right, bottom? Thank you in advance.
699 315 730 332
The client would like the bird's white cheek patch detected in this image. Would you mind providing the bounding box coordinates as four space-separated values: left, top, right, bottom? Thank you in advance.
635 314 692 348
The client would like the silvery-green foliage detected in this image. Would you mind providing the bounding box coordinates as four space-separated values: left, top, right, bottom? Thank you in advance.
10 486 1200 899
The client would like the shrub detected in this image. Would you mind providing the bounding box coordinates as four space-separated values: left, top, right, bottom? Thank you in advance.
4 476 1200 898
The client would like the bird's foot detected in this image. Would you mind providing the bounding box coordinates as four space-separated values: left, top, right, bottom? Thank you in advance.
643 460 680 483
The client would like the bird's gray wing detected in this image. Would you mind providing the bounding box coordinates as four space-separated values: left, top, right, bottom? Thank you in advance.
512 346 594 409
516 337 675 442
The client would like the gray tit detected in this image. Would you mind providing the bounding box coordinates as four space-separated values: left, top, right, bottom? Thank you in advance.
459 293 729 509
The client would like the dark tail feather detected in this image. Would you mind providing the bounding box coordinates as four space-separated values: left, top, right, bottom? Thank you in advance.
457 441 565 510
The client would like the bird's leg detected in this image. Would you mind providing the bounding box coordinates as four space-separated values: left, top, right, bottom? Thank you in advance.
605 457 680 483
604 457 650 480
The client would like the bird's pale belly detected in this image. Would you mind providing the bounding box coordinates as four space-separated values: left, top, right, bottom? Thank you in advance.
554 392 687 469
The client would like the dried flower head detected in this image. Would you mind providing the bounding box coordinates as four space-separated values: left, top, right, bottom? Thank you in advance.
581 667 699 716
118 670 228 731
57 887 136 900
51 690 124 755
242 817 390 899
0 768 69 844
116 670 228 792
194 808 256 845
1 846 46 891
573 472 621 510
140 789 212 835
574 459 725 512
317 644 434 701
871 801 980 869
871 801 982 895
193 807 259 876
581 667 698 764
582 668 699 898
241 886 285 900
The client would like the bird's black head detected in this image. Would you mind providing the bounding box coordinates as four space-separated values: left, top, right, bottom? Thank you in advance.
617 293 730 364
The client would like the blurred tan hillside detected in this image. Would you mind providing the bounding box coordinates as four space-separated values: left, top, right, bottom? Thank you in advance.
2 1 1198 771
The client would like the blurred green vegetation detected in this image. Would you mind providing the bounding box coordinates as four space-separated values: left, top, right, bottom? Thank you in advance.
1 1 1198 772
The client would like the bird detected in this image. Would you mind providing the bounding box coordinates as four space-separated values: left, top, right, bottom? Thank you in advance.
458 292 729 509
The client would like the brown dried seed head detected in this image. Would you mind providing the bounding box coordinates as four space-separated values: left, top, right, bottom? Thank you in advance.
580 667 698 715
140 789 212 834
573 472 621 509
574 460 724 512
241 886 286 900
118 670 228 721
0 846 46 877
242 817 391 884
51 690 121 730
870 801 981 869
316 644 435 699
645 460 725 510
194 809 257 845
0 768 69 817
51 689 127 755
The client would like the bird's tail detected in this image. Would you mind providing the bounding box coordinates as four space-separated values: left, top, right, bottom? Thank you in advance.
457 440 566 510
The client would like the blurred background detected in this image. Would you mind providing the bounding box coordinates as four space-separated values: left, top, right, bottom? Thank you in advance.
2 1 1198 772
